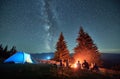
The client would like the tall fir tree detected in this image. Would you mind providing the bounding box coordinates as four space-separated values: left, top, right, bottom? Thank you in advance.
3 45 9 59
9 46 17 56
53 32 70 62
0 44 3 58
0 44 3 52
73 27 102 66
0 45 17 59
3 45 8 53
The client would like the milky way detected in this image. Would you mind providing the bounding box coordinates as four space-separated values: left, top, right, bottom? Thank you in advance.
39 0 58 51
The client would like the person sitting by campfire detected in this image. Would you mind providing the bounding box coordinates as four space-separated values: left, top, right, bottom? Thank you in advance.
82 60 89 70
65 59 69 68
90 63 99 72
77 60 81 70
60 59 63 67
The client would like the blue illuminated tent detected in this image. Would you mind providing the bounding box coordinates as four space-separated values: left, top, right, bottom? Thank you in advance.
4 51 33 64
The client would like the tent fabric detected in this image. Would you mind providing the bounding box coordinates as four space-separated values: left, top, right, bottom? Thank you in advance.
4 51 33 64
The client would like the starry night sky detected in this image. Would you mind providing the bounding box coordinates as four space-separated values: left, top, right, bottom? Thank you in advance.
0 0 120 53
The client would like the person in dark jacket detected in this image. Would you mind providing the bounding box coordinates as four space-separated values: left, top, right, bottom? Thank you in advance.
91 63 99 71
82 60 89 70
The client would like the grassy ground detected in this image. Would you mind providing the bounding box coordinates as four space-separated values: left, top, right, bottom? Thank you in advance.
0 63 120 79
0 63 52 79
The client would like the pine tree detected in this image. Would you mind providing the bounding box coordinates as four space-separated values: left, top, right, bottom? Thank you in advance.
3 45 8 53
0 44 3 58
0 44 3 52
73 27 102 66
9 46 17 56
3 45 9 58
53 32 70 62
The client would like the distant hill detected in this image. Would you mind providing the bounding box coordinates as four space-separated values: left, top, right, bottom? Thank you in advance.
101 53 120 68
31 52 120 68
31 52 54 60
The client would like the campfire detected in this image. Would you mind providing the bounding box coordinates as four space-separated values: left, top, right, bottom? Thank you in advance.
71 58 83 68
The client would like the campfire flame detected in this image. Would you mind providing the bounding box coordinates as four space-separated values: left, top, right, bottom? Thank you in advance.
72 63 77 68
71 59 83 68
70 55 85 68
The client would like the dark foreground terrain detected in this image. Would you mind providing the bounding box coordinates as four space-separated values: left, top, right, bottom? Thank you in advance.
0 63 52 79
0 63 120 79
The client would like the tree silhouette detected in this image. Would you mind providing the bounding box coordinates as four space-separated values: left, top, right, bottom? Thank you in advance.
9 46 17 56
53 32 70 62
0 44 3 58
2 45 9 58
3 45 8 53
0 44 3 52
0 44 17 60
73 27 102 66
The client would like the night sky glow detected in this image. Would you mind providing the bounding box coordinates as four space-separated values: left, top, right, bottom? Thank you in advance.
0 0 120 53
